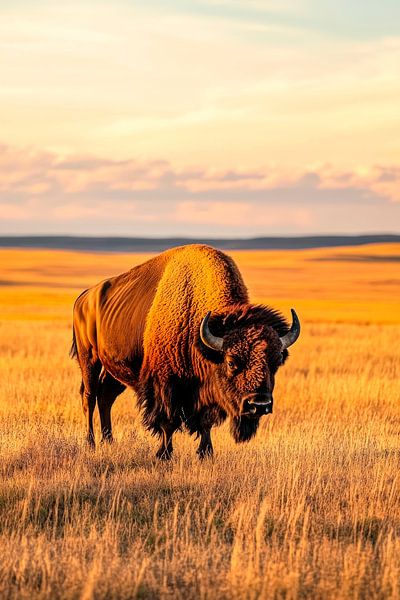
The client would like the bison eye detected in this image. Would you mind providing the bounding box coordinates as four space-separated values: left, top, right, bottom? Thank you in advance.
226 358 236 370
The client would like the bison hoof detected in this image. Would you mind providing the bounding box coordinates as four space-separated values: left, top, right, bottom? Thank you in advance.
86 436 95 450
156 448 173 461
196 446 214 460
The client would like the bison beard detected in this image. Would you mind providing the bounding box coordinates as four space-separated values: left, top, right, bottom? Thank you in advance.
230 416 260 443
71 244 300 458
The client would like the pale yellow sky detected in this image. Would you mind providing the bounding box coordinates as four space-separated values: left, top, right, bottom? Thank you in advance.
1 1 399 235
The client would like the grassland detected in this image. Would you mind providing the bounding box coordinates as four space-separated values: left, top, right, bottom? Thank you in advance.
0 244 399 599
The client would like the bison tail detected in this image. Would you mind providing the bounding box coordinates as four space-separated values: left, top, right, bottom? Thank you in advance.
69 325 78 359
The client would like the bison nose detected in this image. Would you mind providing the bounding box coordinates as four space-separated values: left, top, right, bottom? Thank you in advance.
242 393 273 416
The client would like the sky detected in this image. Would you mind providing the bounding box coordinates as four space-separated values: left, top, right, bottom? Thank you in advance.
1 0 399 236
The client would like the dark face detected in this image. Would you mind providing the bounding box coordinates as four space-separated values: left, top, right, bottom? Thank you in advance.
214 325 287 442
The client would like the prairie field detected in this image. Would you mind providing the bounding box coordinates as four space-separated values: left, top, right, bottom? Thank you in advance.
0 243 399 600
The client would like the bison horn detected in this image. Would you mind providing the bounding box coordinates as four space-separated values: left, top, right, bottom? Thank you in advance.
200 312 224 352
279 308 301 350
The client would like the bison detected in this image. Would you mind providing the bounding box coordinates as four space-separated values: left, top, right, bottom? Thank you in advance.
70 244 300 459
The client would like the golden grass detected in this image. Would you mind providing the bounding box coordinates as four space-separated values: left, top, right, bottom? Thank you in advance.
0 244 399 599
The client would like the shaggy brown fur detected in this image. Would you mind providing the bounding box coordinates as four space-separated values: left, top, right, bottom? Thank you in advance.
71 244 292 458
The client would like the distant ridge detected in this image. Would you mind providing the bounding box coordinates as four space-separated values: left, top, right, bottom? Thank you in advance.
0 235 399 253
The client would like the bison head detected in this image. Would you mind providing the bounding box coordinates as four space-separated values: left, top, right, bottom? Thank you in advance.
199 306 300 442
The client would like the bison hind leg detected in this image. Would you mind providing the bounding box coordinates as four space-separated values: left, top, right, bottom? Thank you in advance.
97 370 126 443
79 358 102 448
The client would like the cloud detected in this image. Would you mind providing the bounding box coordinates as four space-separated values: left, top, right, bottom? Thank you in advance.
1 144 400 235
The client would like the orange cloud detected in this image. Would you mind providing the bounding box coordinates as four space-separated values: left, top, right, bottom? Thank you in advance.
1 145 400 201
1 144 400 235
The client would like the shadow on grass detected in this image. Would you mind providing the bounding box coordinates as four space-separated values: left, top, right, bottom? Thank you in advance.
323 517 396 546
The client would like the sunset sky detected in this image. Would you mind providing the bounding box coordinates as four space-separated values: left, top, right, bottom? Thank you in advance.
1 0 400 236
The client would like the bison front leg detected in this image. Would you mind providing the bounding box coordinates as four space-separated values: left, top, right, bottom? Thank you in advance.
156 425 176 460
196 429 213 459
